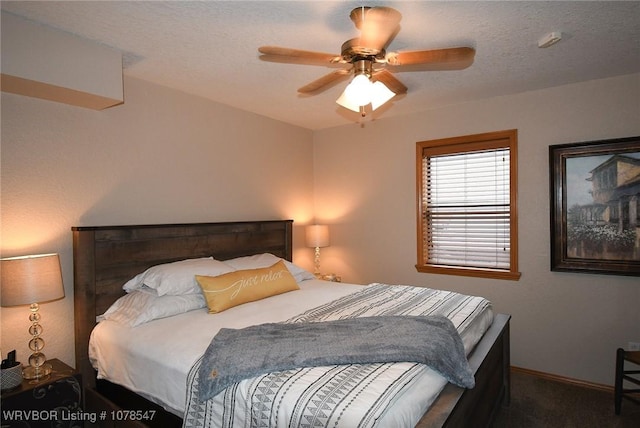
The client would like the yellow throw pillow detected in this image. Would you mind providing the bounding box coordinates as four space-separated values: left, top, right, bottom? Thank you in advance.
196 260 300 313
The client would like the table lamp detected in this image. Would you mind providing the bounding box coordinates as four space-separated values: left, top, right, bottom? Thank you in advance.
1 253 65 379
305 225 329 278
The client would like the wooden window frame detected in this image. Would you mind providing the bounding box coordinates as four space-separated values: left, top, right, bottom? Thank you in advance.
416 129 521 280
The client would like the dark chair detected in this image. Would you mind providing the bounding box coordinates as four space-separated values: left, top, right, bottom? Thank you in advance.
614 348 640 415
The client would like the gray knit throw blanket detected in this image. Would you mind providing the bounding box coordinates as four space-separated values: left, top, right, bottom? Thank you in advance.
198 315 475 401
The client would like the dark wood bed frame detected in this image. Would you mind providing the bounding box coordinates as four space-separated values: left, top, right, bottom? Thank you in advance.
72 220 510 427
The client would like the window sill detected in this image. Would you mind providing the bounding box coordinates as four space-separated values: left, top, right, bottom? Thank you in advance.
416 264 521 281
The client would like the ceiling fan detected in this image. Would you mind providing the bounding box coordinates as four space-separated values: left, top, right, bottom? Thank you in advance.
258 6 475 116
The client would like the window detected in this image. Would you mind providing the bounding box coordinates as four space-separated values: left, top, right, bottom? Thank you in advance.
416 129 520 280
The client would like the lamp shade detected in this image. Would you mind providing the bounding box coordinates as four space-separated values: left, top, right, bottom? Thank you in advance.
305 225 330 248
1 253 65 307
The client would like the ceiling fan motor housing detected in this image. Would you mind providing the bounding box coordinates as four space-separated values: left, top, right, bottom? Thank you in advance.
341 38 386 63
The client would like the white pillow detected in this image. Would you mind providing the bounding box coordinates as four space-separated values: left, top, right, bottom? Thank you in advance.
223 253 315 283
122 257 234 296
97 291 206 327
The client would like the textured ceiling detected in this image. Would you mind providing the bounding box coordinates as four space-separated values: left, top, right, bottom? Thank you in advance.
2 1 639 130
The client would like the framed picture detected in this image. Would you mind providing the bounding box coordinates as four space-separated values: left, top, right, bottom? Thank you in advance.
549 136 640 276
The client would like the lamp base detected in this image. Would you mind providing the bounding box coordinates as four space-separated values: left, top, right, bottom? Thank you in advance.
22 362 52 380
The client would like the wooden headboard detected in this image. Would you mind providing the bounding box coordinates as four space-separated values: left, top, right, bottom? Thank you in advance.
72 220 293 388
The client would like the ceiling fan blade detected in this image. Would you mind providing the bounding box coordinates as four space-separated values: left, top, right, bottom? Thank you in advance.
298 69 351 94
386 47 475 67
259 46 341 66
372 69 407 94
352 6 401 51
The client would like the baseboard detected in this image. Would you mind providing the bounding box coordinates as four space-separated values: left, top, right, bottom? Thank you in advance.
511 366 612 393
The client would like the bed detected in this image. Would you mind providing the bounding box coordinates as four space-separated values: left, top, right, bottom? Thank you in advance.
72 220 510 427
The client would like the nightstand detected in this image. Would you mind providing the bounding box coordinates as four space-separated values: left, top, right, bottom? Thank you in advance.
1 358 83 427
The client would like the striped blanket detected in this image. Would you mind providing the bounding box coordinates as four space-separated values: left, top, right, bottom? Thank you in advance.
183 284 491 428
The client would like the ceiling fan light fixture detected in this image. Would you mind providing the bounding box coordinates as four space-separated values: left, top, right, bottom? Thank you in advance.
345 74 372 105
336 74 395 113
370 81 395 110
335 90 361 113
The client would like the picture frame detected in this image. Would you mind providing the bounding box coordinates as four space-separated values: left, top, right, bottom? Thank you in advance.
549 136 640 276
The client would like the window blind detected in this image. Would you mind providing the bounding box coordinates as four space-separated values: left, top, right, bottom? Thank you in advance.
423 148 510 269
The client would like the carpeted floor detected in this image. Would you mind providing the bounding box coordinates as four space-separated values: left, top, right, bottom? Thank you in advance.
492 369 640 428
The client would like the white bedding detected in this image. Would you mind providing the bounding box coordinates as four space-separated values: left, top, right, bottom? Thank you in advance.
89 280 493 425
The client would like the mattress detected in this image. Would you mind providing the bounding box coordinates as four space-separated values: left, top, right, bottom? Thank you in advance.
89 280 493 424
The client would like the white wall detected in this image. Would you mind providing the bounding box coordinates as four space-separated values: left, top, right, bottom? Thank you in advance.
312 73 640 386
2 71 638 388
0 76 315 368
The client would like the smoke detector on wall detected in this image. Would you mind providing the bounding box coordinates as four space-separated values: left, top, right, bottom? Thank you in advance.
538 31 562 48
